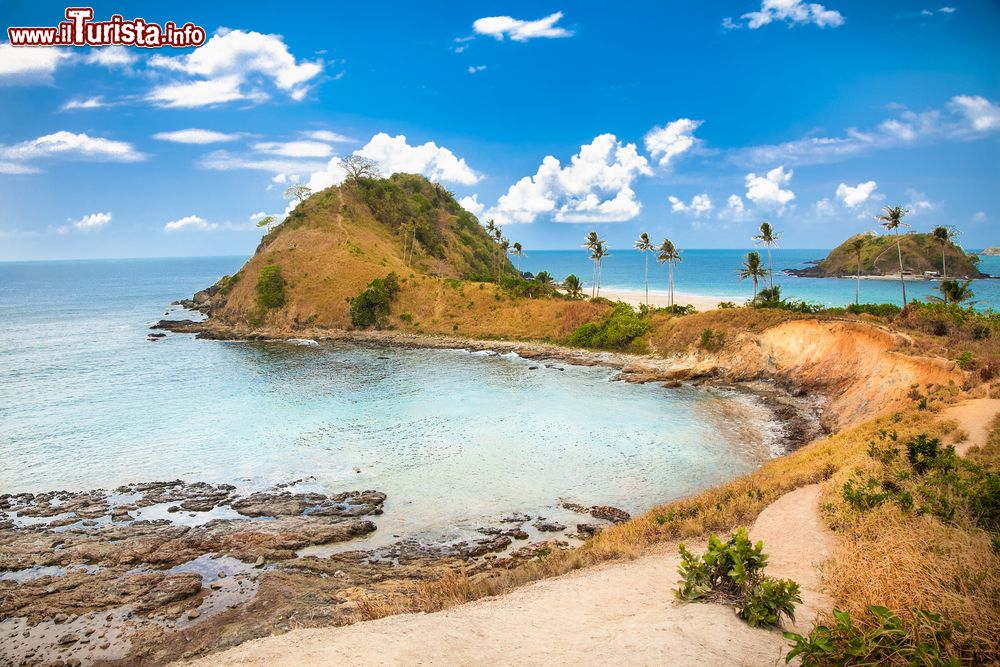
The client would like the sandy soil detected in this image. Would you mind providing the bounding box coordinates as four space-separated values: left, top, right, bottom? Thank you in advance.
597 288 730 311
941 398 1000 456
183 485 832 667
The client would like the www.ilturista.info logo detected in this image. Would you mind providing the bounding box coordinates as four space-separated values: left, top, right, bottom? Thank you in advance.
7 7 206 48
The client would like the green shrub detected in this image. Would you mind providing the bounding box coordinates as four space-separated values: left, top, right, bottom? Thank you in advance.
846 302 902 318
841 430 999 530
349 272 400 328
699 327 724 352
255 264 286 309
568 302 649 350
955 351 976 370
784 606 965 666
675 528 801 628
718 301 736 309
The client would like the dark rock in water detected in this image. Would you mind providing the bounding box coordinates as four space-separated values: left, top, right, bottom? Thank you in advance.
505 527 529 540
231 489 386 518
560 502 631 524
590 505 630 523
662 380 682 388
528 366 539 370
533 520 566 532
576 523 604 537
500 513 531 523
148 332 166 339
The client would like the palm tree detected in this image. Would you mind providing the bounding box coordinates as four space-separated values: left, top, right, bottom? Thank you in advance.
930 279 975 305
563 274 583 298
583 231 600 297
499 238 510 279
492 226 504 281
932 226 959 279
657 238 682 307
634 232 655 305
512 242 524 276
535 271 554 286
592 241 608 298
739 251 768 302
876 205 911 316
849 236 867 306
753 221 780 290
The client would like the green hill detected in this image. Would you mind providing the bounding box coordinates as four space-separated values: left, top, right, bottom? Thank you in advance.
789 232 986 279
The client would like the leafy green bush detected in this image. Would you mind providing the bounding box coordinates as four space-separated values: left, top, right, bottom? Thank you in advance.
784 606 965 666
568 302 649 350
675 528 801 628
349 272 400 328
255 264 286 309
718 301 737 309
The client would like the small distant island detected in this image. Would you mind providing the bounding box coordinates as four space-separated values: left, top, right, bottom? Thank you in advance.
981 246 1000 257
788 231 987 279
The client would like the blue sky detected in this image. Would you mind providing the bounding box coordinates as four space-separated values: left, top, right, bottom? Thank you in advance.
0 0 998 260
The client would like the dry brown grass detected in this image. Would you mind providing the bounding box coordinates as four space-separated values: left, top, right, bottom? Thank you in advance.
819 411 1000 662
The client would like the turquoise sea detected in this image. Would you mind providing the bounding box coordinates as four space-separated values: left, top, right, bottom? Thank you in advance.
521 248 1000 309
0 257 785 547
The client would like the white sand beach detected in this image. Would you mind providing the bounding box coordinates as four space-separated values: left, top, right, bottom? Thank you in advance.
596 288 733 311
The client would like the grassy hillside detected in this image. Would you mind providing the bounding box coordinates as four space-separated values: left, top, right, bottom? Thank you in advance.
207 173 605 336
792 232 986 279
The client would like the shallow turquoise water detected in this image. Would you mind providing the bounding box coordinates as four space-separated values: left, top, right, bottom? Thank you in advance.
0 258 779 544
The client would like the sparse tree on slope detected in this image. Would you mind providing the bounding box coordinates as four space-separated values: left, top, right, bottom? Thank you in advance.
255 215 276 234
931 279 975 305
283 185 313 203
563 274 583 298
340 155 380 181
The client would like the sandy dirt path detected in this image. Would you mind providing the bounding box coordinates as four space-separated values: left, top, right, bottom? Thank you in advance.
940 398 1000 456
183 484 832 666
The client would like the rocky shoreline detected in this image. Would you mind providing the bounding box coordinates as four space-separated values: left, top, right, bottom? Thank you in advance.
0 478 633 666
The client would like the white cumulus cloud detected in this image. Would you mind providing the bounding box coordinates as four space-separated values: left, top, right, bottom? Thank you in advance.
644 119 702 167
473 12 573 41
474 134 652 224
836 180 878 207
164 215 217 232
726 0 845 29
356 133 480 185
745 166 795 208
148 29 322 107
949 95 1000 132
154 128 242 144
58 211 112 234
